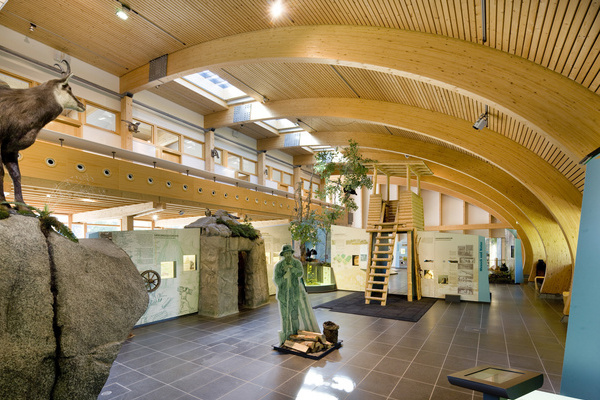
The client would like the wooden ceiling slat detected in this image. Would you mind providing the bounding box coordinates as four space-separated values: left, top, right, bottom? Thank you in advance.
559 1 598 76
540 1 570 68
531 1 554 65
548 1 585 72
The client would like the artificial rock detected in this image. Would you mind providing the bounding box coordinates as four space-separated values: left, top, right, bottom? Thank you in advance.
0 214 148 400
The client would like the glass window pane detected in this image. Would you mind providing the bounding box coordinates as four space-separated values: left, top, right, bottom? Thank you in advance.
157 129 179 151
227 154 240 170
242 159 256 174
272 169 282 182
213 149 223 164
303 180 311 190
86 105 116 131
0 72 29 89
313 183 319 192
133 120 153 142
283 173 292 185
183 138 203 158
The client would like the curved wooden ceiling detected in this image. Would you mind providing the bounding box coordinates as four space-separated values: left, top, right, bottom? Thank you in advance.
2 0 597 292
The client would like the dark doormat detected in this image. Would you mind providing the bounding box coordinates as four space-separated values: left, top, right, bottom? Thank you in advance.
315 292 438 322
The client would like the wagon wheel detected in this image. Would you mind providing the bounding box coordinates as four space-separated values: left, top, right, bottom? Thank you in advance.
141 270 161 292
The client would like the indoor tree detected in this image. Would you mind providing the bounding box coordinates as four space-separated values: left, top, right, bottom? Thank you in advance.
289 139 373 263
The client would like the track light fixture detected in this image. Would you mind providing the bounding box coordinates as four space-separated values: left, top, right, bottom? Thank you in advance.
473 105 489 130
116 2 130 20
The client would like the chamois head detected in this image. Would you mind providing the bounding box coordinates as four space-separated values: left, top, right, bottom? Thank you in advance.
50 59 85 112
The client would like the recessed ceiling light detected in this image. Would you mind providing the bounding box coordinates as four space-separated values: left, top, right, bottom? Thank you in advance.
270 0 284 18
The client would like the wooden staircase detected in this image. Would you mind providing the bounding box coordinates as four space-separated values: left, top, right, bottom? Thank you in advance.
365 200 400 305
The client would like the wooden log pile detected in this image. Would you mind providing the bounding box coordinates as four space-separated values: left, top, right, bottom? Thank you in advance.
282 330 334 354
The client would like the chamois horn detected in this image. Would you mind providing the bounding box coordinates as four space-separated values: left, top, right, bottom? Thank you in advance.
53 59 72 76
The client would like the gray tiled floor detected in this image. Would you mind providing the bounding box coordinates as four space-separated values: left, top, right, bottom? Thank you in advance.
99 283 567 399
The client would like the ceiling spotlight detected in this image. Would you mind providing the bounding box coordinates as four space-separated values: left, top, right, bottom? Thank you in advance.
29 23 36 32
270 0 284 18
473 105 489 130
116 3 130 20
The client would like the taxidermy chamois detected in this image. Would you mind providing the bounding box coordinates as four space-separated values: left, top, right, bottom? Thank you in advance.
0 60 85 211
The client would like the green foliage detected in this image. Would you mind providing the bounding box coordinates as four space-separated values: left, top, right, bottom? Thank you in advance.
314 139 373 212
7 202 79 242
0 203 9 220
216 218 260 240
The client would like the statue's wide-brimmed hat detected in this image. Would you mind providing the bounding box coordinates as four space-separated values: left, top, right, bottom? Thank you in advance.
279 244 294 256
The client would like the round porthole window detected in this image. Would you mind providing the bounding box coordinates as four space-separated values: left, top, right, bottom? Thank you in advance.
166 181 172 188
183 184 188 191
211 190 216 196
263 200 267 205
198 188 203 194
45 158 56 167
76 163 86 172
103 168 111 177
147 177 154 184
224 193 228 198
126 173 134 181
235 195 239 200
272 201 276 207
279 203 283 208
245 196 249 201
255 199 259 204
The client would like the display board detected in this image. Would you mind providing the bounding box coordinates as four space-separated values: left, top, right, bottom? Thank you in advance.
257 224 292 295
112 229 201 325
418 232 489 302
330 225 369 291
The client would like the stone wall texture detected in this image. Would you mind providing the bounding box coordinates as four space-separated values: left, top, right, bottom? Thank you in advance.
0 215 148 400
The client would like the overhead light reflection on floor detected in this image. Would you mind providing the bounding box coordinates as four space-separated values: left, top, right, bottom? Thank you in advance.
296 368 356 399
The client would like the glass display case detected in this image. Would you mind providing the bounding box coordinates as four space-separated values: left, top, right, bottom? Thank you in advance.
303 262 336 292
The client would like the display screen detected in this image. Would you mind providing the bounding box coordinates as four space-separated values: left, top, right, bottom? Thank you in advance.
466 368 523 384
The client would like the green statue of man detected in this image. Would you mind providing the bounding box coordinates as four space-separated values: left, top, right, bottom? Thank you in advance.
273 244 320 344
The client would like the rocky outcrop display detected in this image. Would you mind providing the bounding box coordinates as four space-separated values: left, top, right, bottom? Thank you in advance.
0 214 148 400
187 210 270 318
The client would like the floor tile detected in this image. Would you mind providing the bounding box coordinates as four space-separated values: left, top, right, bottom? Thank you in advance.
99 285 568 400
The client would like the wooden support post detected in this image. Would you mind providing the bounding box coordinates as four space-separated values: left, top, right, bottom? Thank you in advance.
257 151 266 186
406 166 411 192
204 128 215 172
386 173 390 201
407 229 413 302
120 95 133 151
416 174 421 196
121 215 134 231
373 167 378 195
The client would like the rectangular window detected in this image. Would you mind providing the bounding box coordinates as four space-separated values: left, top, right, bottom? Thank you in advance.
132 119 153 142
242 159 257 175
0 71 30 89
183 138 204 158
282 173 292 185
227 154 241 171
213 148 223 165
272 169 282 182
85 103 117 132
303 180 311 191
157 128 180 151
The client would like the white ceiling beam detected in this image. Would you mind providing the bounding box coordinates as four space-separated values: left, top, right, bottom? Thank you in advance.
72 202 161 223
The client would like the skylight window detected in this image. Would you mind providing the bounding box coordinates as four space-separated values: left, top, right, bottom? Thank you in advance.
263 118 300 130
179 70 248 101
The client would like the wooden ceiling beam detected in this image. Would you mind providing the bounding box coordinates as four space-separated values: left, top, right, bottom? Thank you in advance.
72 202 163 223
122 26 600 162
233 98 580 261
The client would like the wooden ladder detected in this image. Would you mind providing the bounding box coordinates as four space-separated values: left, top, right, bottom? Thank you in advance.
365 201 399 305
